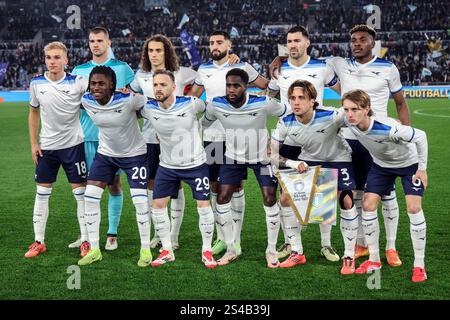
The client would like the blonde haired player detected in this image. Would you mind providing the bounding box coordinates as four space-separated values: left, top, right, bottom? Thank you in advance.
342 90 428 282
26 42 89 258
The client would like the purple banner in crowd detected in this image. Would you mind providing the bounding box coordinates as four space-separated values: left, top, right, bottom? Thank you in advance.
0 62 9 83
180 28 202 69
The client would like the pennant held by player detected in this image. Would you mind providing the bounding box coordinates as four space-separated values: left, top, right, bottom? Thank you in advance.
276 166 337 226
276 166 320 225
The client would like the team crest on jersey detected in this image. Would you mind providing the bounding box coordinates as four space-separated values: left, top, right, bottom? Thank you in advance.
249 112 258 117
371 71 381 76
308 74 317 78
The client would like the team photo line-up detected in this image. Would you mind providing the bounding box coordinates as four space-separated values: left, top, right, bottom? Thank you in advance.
26 23 428 283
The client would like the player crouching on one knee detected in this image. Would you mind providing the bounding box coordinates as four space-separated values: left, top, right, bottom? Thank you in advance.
270 80 358 271
342 89 428 283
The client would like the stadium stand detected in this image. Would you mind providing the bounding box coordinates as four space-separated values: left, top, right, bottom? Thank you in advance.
0 0 448 89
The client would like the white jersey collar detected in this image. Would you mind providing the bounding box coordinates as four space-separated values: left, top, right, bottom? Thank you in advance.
287 56 311 70
354 55 377 68
44 72 67 84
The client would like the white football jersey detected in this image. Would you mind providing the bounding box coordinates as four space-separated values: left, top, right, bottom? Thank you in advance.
271 107 352 162
268 57 338 106
81 92 147 158
195 60 260 142
29 73 87 150
345 116 428 170
130 66 198 144
141 96 207 169
329 56 403 139
204 94 287 163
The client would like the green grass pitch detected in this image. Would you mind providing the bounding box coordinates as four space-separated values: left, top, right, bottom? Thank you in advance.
0 99 449 300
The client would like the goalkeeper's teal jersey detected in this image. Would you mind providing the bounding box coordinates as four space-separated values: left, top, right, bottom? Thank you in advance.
72 58 135 141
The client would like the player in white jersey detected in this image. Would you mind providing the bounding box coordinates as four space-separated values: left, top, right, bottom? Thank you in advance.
328 25 411 266
202 69 287 267
78 66 152 267
270 80 359 273
130 35 198 252
25 42 89 259
140 70 217 268
70 27 135 252
342 90 428 282
190 30 269 257
267 26 341 261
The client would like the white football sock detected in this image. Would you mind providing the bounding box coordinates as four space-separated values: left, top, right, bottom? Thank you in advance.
319 223 332 247
147 189 153 226
231 190 245 244
382 190 399 250
354 190 366 247
84 185 104 249
151 207 172 251
33 185 52 243
408 210 426 268
264 203 281 253
280 206 303 254
280 215 289 244
362 209 380 263
198 206 215 251
211 192 224 241
131 189 150 250
340 206 359 259
215 202 234 250
72 187 88 242
170 188 185 245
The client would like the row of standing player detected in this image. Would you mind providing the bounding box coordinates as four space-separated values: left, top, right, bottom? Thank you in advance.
25 25 428 282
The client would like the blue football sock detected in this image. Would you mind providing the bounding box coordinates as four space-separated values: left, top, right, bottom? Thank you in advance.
107 192 123 236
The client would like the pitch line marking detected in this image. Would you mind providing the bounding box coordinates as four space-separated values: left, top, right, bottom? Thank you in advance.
413 108 450 118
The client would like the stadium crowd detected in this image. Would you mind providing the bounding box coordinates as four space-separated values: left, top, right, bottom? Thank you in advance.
0 0 448 88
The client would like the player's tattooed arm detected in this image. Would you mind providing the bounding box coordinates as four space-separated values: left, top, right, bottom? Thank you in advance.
189 83 205 98
270 139 288 168
267 88 280 98
269 56 288 79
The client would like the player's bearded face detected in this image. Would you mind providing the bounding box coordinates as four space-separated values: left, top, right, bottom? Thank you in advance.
289 88 315 117
287 32 309 59
154 75 175 102
343 99 368 125
350 32 374 59
209 36 231 61
44 49 68 74
90 74 114 102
